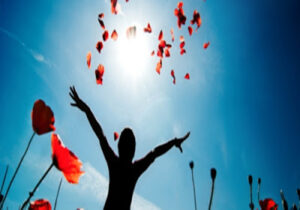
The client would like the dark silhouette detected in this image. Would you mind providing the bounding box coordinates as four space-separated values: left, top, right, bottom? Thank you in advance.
69 86 190 210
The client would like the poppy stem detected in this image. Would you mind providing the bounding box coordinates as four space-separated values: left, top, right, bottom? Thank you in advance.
0 165 9 194
20 162 54 210
54 178 63 210
191 168 197 210
208 180 215 210
0 132 36 210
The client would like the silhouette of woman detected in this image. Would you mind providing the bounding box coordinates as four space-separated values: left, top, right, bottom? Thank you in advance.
69 86 190 210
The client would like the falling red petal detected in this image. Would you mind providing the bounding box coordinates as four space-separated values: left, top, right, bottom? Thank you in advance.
203 41 210 49
180 41 185 49
178 1 183 8
98 19 105 30
158 30 163 41
86 51 91 69
188 26 193 36
29 199 52 210
191 10 201 30
31 100 55 135
165 48 170 57
174 2 186 29
259 199 278 210
111 0 118 14
111 30 118 41
51 133 84 184
95 64 105 85
151 50 155 56
144 23 152 33
156 59 162 74
98 13 104 19
184 73 190 80
171 28 175 42
114 132 119 141
171 70 176 84
179 35 184 43
102 30 109 41
96 41 103 54
180 48 186 55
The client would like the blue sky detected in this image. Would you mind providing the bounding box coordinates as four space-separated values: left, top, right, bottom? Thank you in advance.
0 0 299 209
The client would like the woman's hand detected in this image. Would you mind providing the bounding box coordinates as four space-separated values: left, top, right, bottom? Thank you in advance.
174 131 190 153
69 86 89 112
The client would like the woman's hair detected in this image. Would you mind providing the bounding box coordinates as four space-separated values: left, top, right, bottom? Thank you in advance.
118 127 136 162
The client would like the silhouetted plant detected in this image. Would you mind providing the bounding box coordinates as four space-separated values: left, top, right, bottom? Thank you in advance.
280 189 288 210
208 168 217 210
189 161 197 210
248 175 254 210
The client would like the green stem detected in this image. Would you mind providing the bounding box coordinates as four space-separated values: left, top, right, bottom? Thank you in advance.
0 132 36 210
20 163 54 210
208 180 215 210
0 165 9 194
54 178 63 210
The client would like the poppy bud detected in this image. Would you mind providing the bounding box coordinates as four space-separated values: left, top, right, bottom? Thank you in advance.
210 168 217 181
248 175 253 185
258 178 261 185
189 161 194 170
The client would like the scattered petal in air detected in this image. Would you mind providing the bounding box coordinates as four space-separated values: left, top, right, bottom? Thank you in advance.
179 35 185 43
126 26 136 39
111 0 118 14
180 48 186 55
98 13 104 19
174 2 186 29
170 28 175 42
158 30 163 41
32 100 55 135
98 13 105 29
96 42 103 54
51 133 84 184
203 41 210 49
188 26 193 36
144 23 152 33
151 50 155 56
165 48 170 57
29 199 52 210
114 132 119 141
95 64 105 85
156 59 162 74
191 10 201 30
259 199 278 210
111 30 118 41
102 30 109 41
180 41 185 49
171 70 176 84
86 51 91 69
184 73 190 80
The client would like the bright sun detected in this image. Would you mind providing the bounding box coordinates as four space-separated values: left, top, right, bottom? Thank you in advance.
117 24 151 80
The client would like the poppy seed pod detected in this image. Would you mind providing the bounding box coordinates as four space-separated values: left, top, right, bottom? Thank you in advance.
210 168 217 181
248 175 253 185
189 161 194 169
258 178 261 185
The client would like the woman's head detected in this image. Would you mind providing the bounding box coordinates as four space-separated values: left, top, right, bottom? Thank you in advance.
118 128 136 162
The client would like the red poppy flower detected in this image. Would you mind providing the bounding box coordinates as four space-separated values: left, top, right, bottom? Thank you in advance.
114 132 119 141
191 10 201 30
86 51 91 69
96 41 103 54
203 41 210 49
102 30 109 41
144 23 152 33
158 30 163 41
259 198 278 210
95 64 105 85
51 133 84 184
156 59 162 74
170 28 175 42
111 30 118 41
174 2 186 29
29 199 52 210
184 73 190 80
188 26 193 36
171 70 176 84
31 100 55 135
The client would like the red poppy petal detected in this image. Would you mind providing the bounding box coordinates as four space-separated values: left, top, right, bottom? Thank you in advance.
156 59 162 74
191 10 201 29
180 48 186 55
111 30 118 41
114 132 119 141
188 26 193 36
96 42 103 54
158 30 163 41
180 41 185 49
51 133 84 184
111 0 118 14
98 13 104 19
86 51 91 69
179 35 184 43
171 28 175 42
144 23 152 33
203 41 210 49
165 48 170 57
95 64 105 85
29 199 52 210
98 19 105 30
102 30 109 41
184 73 190 80
31 100 55 135
174 3 186 29
171 70 176 84
178 1 183 8
259 198 278 210
151 50 155 56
